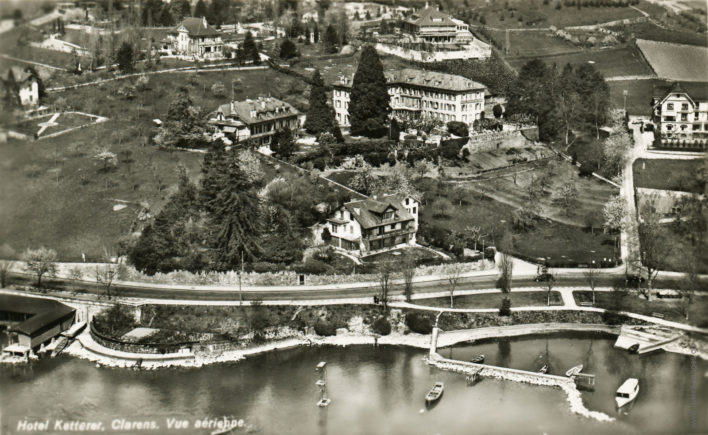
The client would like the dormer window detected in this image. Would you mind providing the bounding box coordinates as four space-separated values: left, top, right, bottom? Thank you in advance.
384 211 394 220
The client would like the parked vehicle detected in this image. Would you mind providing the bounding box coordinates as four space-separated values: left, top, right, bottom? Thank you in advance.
534 273 555 282
625 275 646 288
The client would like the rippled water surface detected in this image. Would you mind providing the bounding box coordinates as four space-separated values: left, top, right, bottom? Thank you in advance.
1 332 705 434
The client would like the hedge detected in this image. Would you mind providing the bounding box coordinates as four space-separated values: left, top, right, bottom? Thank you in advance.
314 320 337 336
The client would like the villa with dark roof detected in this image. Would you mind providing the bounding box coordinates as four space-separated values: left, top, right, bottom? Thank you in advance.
165 17 223 59
332 67 487 128
208 96 301 145
322 194 419 255
1 66 40 108
651 82 708 149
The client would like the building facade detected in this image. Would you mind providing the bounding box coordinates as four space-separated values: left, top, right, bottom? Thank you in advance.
1 66 40 108
332 68 486 129
165 17 223 59
208 97 301 146
322 194 419 255
651 83 708 149
400 6 473 44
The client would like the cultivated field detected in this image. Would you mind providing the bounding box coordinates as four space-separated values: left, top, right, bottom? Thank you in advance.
507 45 653 77
637 39 708 81
487 30 578 58
608 78 669 115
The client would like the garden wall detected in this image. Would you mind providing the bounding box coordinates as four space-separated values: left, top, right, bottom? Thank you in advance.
90 322 197 355
464 127 538 153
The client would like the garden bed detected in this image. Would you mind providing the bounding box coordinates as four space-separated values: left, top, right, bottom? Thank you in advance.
633 159 706 194
415 291 563 309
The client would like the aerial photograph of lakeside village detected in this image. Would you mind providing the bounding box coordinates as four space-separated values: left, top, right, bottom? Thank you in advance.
0 0 706 433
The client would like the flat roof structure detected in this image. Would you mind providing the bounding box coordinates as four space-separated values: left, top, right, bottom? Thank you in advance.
0 294 75 338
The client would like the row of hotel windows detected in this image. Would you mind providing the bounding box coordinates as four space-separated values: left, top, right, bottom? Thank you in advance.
334 89 482 102
664 123 708 131
663 113 707 122
251 119 295 134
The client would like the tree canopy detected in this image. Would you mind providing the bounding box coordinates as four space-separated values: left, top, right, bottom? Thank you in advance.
349 45 390 138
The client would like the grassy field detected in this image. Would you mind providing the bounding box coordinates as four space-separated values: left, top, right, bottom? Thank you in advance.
0 68 309 261
507 45 654 77
637 223 708 273
465 159 617 228
416 291 563 309
574 291 707 326
608 78 669 115
613 21 708 47
488 30 578 58
633 159 707 193
464 0 644 29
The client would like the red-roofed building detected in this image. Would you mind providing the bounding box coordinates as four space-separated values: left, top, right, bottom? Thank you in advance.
322 194 419 254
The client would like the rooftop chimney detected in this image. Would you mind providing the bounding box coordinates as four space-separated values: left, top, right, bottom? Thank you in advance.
202 16 207 28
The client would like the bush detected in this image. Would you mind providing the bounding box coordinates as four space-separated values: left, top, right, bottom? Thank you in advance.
314 319 337 336
296 258 334 275
447 121 469 137
601 310 626 325
499 297 511 316
405 312 433 334
211 81 227 98
251 262 281 273
371 317 392 335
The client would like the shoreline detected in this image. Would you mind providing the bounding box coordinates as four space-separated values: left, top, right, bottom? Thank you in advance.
62 323 708 370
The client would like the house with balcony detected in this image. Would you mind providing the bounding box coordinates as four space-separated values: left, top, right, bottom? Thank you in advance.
400 5 473 44
651 82 708 149
322 194 419 255
332 68 486 129
208 96 301 146
165 17 223 59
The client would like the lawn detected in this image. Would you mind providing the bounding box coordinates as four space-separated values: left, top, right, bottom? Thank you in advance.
416 291 563 309
507 45 654 78
0 68 310 261
633 159 707 194
573 291 707 327
637 223 708 274
608 78 669 116
463 158 617 228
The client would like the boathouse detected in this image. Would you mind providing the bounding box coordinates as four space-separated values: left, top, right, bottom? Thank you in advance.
1 295 75 356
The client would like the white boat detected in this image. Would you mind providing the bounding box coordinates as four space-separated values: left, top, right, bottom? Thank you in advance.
565 365 583 377
615 378 639 408
425 382 444 403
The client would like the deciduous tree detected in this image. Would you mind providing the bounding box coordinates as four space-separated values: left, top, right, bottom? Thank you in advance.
445 262 466 307
22 247 57 289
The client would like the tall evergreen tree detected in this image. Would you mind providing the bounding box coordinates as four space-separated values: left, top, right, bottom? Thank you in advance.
304 69 340 140
349 45 390 138
243 31 260 64
322 24 338 54
115 41 134 72
194 0 208 18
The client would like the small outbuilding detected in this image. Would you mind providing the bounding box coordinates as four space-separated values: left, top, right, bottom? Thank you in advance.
1 295 75 356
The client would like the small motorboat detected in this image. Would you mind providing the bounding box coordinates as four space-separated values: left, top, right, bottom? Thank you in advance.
425 382 444 404
538 365 548 374
628 343 640 354
565 365 583 377
615 378 639 408
470 355 485 364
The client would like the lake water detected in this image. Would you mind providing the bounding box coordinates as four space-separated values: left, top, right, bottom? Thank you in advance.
1 332 705 435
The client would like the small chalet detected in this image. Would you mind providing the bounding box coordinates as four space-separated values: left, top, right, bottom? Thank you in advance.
1 66 40 108
322 194 419 255
208 96 301 146
165 17 223 59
